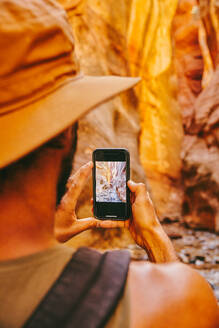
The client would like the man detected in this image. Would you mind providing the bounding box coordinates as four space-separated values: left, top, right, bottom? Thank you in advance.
0 0 218 327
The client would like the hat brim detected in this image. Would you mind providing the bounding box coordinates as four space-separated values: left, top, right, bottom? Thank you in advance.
0 75 140 169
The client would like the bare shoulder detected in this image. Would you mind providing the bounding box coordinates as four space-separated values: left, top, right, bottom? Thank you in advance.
127 261 219 328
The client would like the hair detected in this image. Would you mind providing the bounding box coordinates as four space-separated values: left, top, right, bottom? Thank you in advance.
0 125 77 204
0 134 63 183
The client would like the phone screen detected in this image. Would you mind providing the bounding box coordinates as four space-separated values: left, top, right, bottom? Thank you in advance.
93 149 130 220
96 161 126 203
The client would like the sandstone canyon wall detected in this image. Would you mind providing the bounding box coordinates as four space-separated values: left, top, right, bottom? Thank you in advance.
58 0 219 234
127 0 183 221
173 0 219 231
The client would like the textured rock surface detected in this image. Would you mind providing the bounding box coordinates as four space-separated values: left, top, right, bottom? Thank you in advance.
182 68 219 231
127 0 183 220
173 0 219 231
57 0 146 249
173 0 204 131
65 0 146 222
58 0 219 231
56 2 219 303
59 0 183 224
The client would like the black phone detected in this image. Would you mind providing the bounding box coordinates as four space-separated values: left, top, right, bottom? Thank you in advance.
92 148 130 220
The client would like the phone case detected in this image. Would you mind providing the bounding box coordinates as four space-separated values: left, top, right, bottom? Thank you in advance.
92 148 130 220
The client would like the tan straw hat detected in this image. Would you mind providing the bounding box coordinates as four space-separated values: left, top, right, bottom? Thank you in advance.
0 0 140 169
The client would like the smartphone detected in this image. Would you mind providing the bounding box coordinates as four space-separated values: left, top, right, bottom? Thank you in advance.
92 148 130 220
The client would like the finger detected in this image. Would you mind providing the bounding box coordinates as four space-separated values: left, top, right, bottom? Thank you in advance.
128 180 149 205
128 180 146 194
55 217 129 243
127 180 137 191
67 161 93 190
128 181 158 224
55 217 98 242
67 161 93 205
96 219 129 229
90 198 93 205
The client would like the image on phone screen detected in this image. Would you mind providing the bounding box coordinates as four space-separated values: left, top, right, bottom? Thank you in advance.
96 161 126 203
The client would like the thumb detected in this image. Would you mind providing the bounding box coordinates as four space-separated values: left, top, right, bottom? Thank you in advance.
66 161 93 208
128 180 148 204
128 181 158 226
55 217 99 242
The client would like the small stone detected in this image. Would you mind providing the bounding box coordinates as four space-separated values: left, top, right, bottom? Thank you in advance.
183 236 196 246
196 255 205 261
189 256 196 264
195 259 204 266
169 232 182 240
205 256 213 264
214 256 219 264
208 242 217 250
131 249 148 261
179 253 189 263
127 244 138 250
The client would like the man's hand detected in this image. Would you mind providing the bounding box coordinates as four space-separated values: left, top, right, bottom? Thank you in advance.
54 161 126 242
55 161 177 262
127 181 161 247
126 181 178 262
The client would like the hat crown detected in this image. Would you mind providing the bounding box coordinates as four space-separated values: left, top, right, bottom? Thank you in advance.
0 0 78 114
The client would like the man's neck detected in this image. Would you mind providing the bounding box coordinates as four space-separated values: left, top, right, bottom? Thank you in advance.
0 189 58 261
0 136 73 261
0 153 63 261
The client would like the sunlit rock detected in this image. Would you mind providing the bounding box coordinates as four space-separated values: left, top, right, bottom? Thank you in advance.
58 0 146 227
174 0 219 231
127 0 183 220
58 0 219 235
58 0 183 226
173 0 204 131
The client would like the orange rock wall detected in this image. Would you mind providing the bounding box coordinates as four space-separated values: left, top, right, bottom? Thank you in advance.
59 0 219 231
59 0 183 222
173 0 219 231
127 0 183 219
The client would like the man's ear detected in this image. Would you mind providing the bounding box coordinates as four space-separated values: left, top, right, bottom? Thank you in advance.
60 127 74 154
46 127 73 152
56 125 77 205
